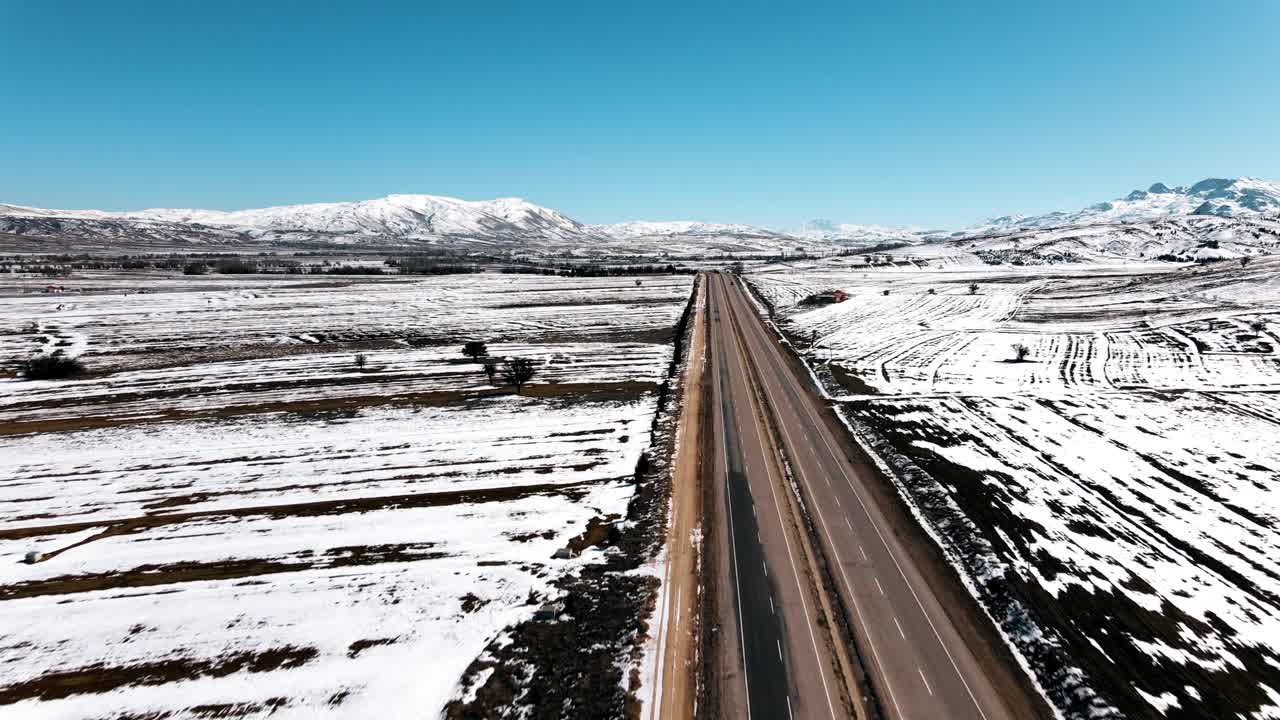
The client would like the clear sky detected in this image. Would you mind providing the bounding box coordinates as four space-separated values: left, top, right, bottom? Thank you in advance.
3 0 1277 229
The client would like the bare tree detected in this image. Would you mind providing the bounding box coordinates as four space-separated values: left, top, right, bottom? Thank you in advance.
462 341 488 360
354 352 368 369
481 359 499 384
1011 343 1030 362
1241 256 1253 267
968 282 979 295
1250 319 1268 334
501 357 536 394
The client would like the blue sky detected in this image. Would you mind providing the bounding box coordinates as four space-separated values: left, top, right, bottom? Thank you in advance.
3 0 1277 228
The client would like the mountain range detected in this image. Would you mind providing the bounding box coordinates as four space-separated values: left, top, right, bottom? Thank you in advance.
3 177 1279 258
961 177 1280 237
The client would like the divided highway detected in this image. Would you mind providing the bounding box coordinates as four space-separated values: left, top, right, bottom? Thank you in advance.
705 273 845 719
704 272 1042 720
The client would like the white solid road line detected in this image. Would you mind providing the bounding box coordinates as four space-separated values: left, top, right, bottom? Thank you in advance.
894 616 906 640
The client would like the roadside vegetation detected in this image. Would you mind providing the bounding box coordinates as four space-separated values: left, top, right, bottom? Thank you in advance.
18 353 85 380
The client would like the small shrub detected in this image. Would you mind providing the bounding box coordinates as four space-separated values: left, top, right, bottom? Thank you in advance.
634 451 650 481
968 282 979 295
354 353 368 369
20 353 85 380
183 262 208 275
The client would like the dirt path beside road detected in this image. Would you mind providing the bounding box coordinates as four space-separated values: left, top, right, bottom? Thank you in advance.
647 278 706 720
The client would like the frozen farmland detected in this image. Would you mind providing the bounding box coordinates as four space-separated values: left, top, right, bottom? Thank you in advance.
748 257 1280 720
0 271 693 719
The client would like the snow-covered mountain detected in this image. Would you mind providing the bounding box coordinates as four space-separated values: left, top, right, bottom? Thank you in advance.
139 195 594 241
963 215 1280 265
4 177 1280 259
0 194 604 251
863 215 1280 269
594 218 928 250
0 195 821 255
1 195 591 243
791 218 923 245
593 220 782 240
967 177 1280 236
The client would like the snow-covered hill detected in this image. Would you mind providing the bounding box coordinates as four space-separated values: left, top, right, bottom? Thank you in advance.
593 220 783 240
4 177 1280 259
0 195 593 246
791 218 923 246
876 215 1280 268
968 177 1280 236
128 194 593 241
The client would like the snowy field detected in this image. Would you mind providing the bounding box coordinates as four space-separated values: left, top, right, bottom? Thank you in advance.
748 257 1280 719
0 271 692 719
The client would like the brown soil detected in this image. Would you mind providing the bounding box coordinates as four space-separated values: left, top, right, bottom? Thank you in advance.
347 638 399 659
0 646 317 704
133 460 606 512
2 544 446 600
491 297 683 309
460 593 491 613
649 277 705 720
1 478 602 544
566 515 622 554
830 363 880 395
0 381 658 436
